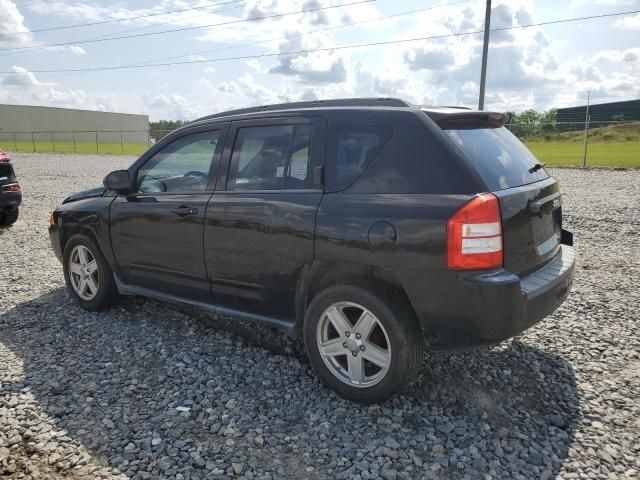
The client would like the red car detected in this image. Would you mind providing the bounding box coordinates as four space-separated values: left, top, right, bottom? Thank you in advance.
0 151 21 226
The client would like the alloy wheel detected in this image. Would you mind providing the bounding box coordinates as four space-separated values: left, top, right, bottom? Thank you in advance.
68 245 100 301
316 301 392 388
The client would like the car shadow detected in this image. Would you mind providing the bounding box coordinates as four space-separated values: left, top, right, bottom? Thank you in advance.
1 288 579 479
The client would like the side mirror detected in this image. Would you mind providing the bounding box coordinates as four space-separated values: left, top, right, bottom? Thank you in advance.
104 170 131 194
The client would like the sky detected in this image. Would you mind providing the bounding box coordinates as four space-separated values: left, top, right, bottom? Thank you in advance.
0 0 638 120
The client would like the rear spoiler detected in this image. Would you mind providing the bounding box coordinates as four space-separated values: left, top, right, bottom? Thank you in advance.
422 109 508 129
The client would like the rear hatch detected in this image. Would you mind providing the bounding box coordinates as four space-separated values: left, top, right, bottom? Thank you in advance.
441 122 561 276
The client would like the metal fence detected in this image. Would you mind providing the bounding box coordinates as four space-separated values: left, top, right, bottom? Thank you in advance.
1 123 638 167
0 129 161 155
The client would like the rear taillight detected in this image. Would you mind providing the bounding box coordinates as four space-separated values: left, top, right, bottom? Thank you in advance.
2 183 20 193
447 193 503 270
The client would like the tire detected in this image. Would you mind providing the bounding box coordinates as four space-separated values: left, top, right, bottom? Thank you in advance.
62 234 120 310
304 284 424 404
0 208 18 226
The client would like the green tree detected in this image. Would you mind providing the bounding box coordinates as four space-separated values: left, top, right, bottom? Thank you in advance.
513 109 542 138
540 108 557 134
150 120 189 141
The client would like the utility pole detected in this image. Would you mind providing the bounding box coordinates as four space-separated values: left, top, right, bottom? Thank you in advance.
478 0 492 110
582 90 591 168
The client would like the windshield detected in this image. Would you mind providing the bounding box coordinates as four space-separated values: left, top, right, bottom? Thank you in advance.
444 127 548 191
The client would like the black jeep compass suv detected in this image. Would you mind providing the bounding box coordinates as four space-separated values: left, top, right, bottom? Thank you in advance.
49 98 575 403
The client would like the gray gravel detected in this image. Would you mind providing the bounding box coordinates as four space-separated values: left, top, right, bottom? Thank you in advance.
1 152 639 479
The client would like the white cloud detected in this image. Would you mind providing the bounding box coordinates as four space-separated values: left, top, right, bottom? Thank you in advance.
1 66 42 86
142 93 200 120
614 13 640 29
404 44 456 71
0 66 138 116
574 0 638 4
0 0 32 46
594 47 640 63
69 45 87 56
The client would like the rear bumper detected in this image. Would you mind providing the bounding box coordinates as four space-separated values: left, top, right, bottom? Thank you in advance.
400 245 576 346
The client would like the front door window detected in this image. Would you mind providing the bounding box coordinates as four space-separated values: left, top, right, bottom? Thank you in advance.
137 131 220 193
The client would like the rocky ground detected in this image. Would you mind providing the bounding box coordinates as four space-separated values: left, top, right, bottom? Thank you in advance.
0 153 638 479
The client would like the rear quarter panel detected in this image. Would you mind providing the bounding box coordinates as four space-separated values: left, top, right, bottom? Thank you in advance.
315 193 472 270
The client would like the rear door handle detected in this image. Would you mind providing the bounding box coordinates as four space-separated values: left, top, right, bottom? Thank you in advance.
171 206 198 216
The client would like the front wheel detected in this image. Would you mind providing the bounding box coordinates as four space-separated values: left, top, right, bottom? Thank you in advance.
304 285 424 404
63 234 120 310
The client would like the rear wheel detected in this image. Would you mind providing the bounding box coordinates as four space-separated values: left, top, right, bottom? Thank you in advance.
63 234 120 310
0 208 18 226
304 285 423 403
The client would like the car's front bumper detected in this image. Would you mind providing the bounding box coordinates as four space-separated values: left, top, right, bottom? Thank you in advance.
400 244 576 347
49 223 63 263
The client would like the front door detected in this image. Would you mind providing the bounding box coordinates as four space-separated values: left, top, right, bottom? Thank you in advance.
110 127 226 300
204 117 325 318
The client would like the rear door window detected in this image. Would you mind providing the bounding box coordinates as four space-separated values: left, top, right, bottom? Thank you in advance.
327 124 393 191
443 127 548 191
228 124 314 190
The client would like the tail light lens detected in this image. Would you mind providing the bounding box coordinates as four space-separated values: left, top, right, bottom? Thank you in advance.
447 193 503 270
2 183 20 193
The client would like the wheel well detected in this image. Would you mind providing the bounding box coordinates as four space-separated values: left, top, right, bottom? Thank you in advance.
60 226 112 267
295 261 419 336
61 226 97 253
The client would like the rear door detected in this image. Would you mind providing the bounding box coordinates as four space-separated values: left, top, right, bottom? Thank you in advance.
204 116 325 318
110 126 227 299
443 127 562 275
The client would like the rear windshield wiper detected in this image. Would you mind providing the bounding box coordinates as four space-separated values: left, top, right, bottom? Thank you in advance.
528 163 546 174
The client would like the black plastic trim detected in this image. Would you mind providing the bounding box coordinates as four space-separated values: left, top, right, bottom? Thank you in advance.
113 275 296 335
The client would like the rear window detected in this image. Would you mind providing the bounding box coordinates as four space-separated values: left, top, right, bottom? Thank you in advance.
327 124 393 191
444 127 548 191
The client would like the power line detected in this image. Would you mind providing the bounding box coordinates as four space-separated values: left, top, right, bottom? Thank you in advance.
121 0 472 69
0 2 247 59
26 0 471 81
0 0 246 38
2 8 638 75
0 0 375 52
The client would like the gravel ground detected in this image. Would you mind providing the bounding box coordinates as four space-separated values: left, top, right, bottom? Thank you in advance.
1 153 639 480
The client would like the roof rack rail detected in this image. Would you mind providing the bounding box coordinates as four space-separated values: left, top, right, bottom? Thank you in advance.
419 105 472 110
194 98 413 122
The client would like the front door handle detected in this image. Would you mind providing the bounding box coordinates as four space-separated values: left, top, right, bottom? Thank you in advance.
171 206 198 217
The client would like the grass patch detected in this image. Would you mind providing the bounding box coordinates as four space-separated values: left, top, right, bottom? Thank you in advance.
527 123 640 143
525 142 640 168
0 141 149 156
524 123 640 168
